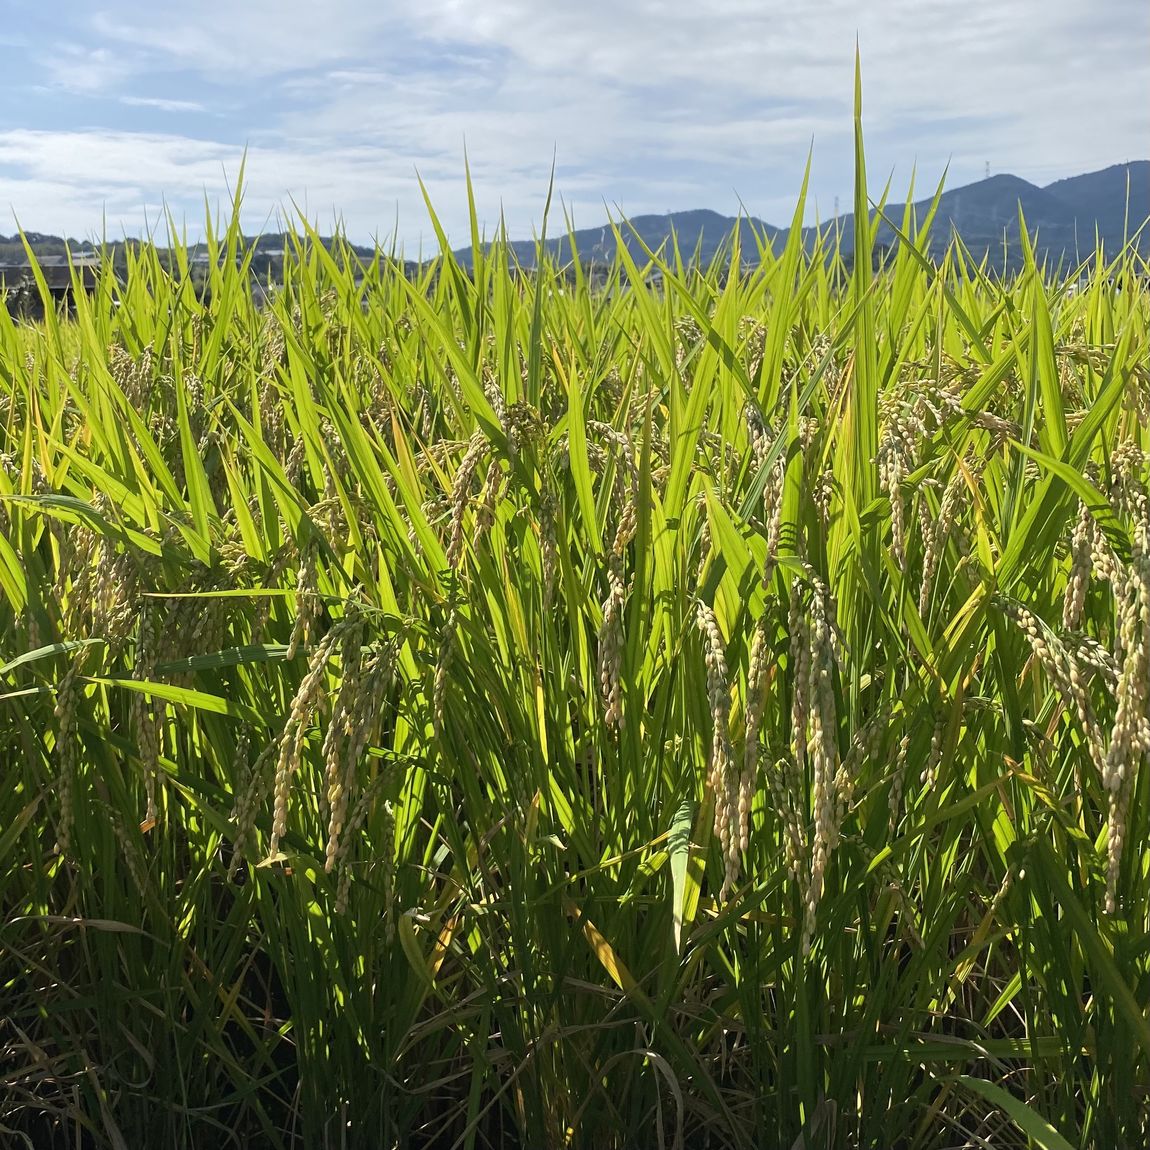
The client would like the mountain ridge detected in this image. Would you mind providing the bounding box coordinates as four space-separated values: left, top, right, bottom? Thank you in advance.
3 162 1147 274
456 161 1150 271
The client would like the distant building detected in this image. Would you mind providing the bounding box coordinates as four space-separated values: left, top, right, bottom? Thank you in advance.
0 252 101 317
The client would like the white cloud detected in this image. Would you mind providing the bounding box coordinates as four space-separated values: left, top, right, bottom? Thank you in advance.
120 96 208 113
89 3 406 77
0 0 1146 244
38 42 135 94
0 129 484 250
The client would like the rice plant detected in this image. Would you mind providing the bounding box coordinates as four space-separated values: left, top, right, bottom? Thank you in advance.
1 101 1149 1149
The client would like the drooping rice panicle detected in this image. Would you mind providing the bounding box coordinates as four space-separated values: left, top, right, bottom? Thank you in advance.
2 152 1149 1150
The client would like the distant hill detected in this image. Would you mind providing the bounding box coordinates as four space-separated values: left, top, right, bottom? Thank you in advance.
4 162 1147 277
0 231 399 286
857 173 1081 260
1044 163 1150 236
452 161 1150 272
458 208 782 270
838 163 1150 268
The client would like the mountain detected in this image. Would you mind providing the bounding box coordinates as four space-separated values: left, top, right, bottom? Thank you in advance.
448 208 781 271
4 162 1147 278
452 161 1150 272
866 174 1078 257
836 163 1149 268
1043 162 1150 243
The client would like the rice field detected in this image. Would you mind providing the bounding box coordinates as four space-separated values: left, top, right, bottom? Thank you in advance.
2 126 1150 1147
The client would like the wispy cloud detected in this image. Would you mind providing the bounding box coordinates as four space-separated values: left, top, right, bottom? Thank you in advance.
119 96 208 114
89 3 405 78
38 42 135 95
0 129 436 247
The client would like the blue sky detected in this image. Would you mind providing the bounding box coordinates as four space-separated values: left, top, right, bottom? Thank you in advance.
1 0 1147 250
